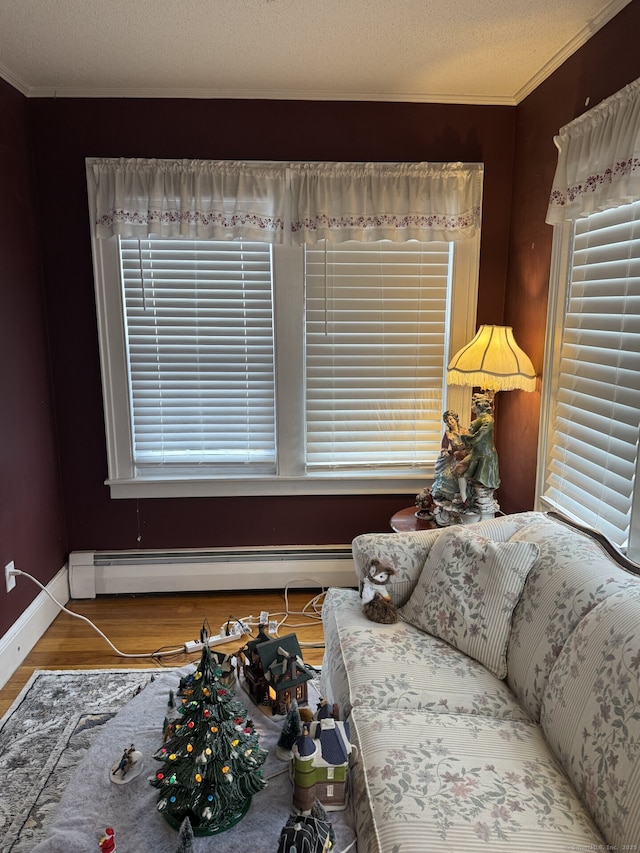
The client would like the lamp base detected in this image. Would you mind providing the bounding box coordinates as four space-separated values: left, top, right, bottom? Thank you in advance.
431 484 499 528
473 484 500 519
432 502 481 527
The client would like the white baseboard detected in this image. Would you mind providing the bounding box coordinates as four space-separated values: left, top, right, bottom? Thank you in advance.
69 546 355 598
0 565 69 692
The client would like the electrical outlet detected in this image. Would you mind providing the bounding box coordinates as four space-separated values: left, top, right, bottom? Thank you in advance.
259 610 269 626
5 561 16 593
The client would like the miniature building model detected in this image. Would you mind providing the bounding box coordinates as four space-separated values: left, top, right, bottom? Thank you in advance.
276 814 333 853
292 711 353 812
240 631 312 715
240 625 273 703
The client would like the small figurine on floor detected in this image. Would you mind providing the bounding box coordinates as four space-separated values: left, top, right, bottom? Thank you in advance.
98 827 116 853
361 559 398 624
112 744 135 777
110 743 143 784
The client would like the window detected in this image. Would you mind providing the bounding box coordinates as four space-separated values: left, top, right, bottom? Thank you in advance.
86 157 482 498
537 200 640 559
305 240 453 469
120 239 276 474
91 234 478 497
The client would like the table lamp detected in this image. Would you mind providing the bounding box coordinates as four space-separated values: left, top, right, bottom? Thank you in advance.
447 325 536 395
441 324 535 521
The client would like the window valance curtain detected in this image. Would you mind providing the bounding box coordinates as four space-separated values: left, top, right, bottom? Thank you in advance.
88 159 288 242
546 76 640 224
288 161 482 243
87 158 483 244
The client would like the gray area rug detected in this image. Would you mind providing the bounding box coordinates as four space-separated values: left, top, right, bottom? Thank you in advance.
0 668 357 853
0 669 157 853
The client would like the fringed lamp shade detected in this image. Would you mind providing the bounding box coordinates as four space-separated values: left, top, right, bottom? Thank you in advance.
447 325 536 393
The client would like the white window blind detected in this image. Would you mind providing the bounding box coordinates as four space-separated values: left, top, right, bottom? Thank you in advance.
541 200 640 549
119 239 276 473
305 240 452 468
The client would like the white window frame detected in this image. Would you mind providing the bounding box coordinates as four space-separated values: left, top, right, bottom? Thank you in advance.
90 234 479 499
536 214 640 561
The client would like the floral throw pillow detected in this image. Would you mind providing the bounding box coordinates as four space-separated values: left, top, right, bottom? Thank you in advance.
399 526 539 679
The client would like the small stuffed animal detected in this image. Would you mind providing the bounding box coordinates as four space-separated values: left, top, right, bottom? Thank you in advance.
361 559 398 624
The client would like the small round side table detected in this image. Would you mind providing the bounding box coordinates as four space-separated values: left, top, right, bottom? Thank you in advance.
390 506 437 532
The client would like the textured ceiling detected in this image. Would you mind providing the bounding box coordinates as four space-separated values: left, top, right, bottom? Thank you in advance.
0 0 632 104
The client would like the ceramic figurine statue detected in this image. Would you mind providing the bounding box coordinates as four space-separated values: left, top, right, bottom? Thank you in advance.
431 410 469 504
458 394 500 491
99 827 116 852
110 743 143 784
430 396 500 526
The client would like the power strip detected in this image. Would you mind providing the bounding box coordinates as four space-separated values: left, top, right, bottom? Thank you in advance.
220 620 250 638
184 635 238 654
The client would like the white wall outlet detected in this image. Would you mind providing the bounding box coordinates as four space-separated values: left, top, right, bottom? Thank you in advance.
5 561 16 593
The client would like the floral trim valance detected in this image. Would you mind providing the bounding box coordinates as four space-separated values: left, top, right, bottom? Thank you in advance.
86 158 484 244
546 76 640 224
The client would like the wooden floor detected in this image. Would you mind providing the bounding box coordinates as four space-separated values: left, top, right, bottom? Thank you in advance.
0 589 326 718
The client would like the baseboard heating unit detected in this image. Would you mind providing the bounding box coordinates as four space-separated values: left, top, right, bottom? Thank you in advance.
68 545 355 598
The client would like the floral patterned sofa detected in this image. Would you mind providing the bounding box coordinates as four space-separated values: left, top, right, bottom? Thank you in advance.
319 511 640 852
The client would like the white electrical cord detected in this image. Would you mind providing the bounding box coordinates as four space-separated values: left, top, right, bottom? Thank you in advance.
9 569 185 660
263 578 326 644
10 569 327 659
219 578 327 649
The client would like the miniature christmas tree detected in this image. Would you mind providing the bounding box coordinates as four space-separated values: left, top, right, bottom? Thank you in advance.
276 699 302 760
150 642 267 835
175 817 195 853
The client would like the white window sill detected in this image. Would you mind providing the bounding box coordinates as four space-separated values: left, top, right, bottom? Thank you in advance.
106 470 433 499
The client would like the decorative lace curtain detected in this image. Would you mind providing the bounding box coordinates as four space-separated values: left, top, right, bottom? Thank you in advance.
288 161 483 243
546 76 640 224
87 158 483 244
87 158 288 242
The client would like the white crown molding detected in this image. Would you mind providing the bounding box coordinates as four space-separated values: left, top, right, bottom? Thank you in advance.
0 60 29 96
18 84 517 106
514 0 633 104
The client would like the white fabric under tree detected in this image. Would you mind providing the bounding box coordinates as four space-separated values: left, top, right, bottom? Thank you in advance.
87 158 483 244
546 75 640 224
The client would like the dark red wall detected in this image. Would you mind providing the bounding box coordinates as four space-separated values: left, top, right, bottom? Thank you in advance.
27 98 516 551
0 79 67 636
3 1 640 638
498 0 640 513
